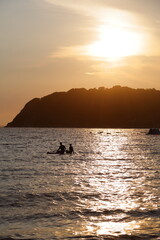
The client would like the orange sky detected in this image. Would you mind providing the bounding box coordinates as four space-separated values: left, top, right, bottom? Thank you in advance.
0 0 160 126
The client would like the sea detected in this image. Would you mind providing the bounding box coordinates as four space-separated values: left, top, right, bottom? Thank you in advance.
0 128 159 240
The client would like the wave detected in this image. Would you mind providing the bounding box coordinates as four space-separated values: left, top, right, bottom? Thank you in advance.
67 235 159 240
0 191 159 217
0 191 102 208
0 238 35 240
0 234 159 240
0 238 34 240
1 204 159 223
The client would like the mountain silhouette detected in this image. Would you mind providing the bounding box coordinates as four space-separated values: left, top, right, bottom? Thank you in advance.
6 86 160 128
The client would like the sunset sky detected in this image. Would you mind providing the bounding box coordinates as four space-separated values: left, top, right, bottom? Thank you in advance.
1 0 160 126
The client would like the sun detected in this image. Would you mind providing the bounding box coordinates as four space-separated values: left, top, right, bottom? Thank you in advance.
86 25 143 61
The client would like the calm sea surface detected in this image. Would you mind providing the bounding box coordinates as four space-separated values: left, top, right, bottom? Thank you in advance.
0 128 159 240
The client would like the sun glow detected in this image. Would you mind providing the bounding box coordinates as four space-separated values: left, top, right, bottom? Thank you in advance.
86 25 144 61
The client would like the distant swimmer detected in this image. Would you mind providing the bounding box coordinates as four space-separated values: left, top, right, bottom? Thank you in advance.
57 142 66 154
66 144 74 154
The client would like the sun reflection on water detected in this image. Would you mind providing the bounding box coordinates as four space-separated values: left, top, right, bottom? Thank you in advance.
71 129 159 237
86 221 132 235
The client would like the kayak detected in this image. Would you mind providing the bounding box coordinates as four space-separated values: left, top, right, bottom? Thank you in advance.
47 151 73 154
47 151 63 154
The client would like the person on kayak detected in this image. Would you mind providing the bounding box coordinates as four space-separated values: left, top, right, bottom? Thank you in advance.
57 142 66 154
66 144 74 154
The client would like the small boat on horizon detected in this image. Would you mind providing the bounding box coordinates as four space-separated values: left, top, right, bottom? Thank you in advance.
147 128 160 135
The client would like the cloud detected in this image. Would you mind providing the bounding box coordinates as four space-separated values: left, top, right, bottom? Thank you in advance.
0 0 97 69
44 0 137 23
44 0 160 19
44 0 160 42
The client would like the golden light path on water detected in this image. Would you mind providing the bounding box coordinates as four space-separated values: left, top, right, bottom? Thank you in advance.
62 129 159 238
77 130 136 236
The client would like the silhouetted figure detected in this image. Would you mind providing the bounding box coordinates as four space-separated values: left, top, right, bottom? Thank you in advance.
66 144 74 154
57 142 66 154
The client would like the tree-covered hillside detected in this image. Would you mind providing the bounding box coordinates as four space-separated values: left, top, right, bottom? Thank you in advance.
6 86 160 128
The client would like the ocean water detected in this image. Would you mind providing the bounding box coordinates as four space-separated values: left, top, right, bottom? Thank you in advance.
0 128 159 240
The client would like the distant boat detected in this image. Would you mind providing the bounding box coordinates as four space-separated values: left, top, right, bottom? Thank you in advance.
147 128 160 135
